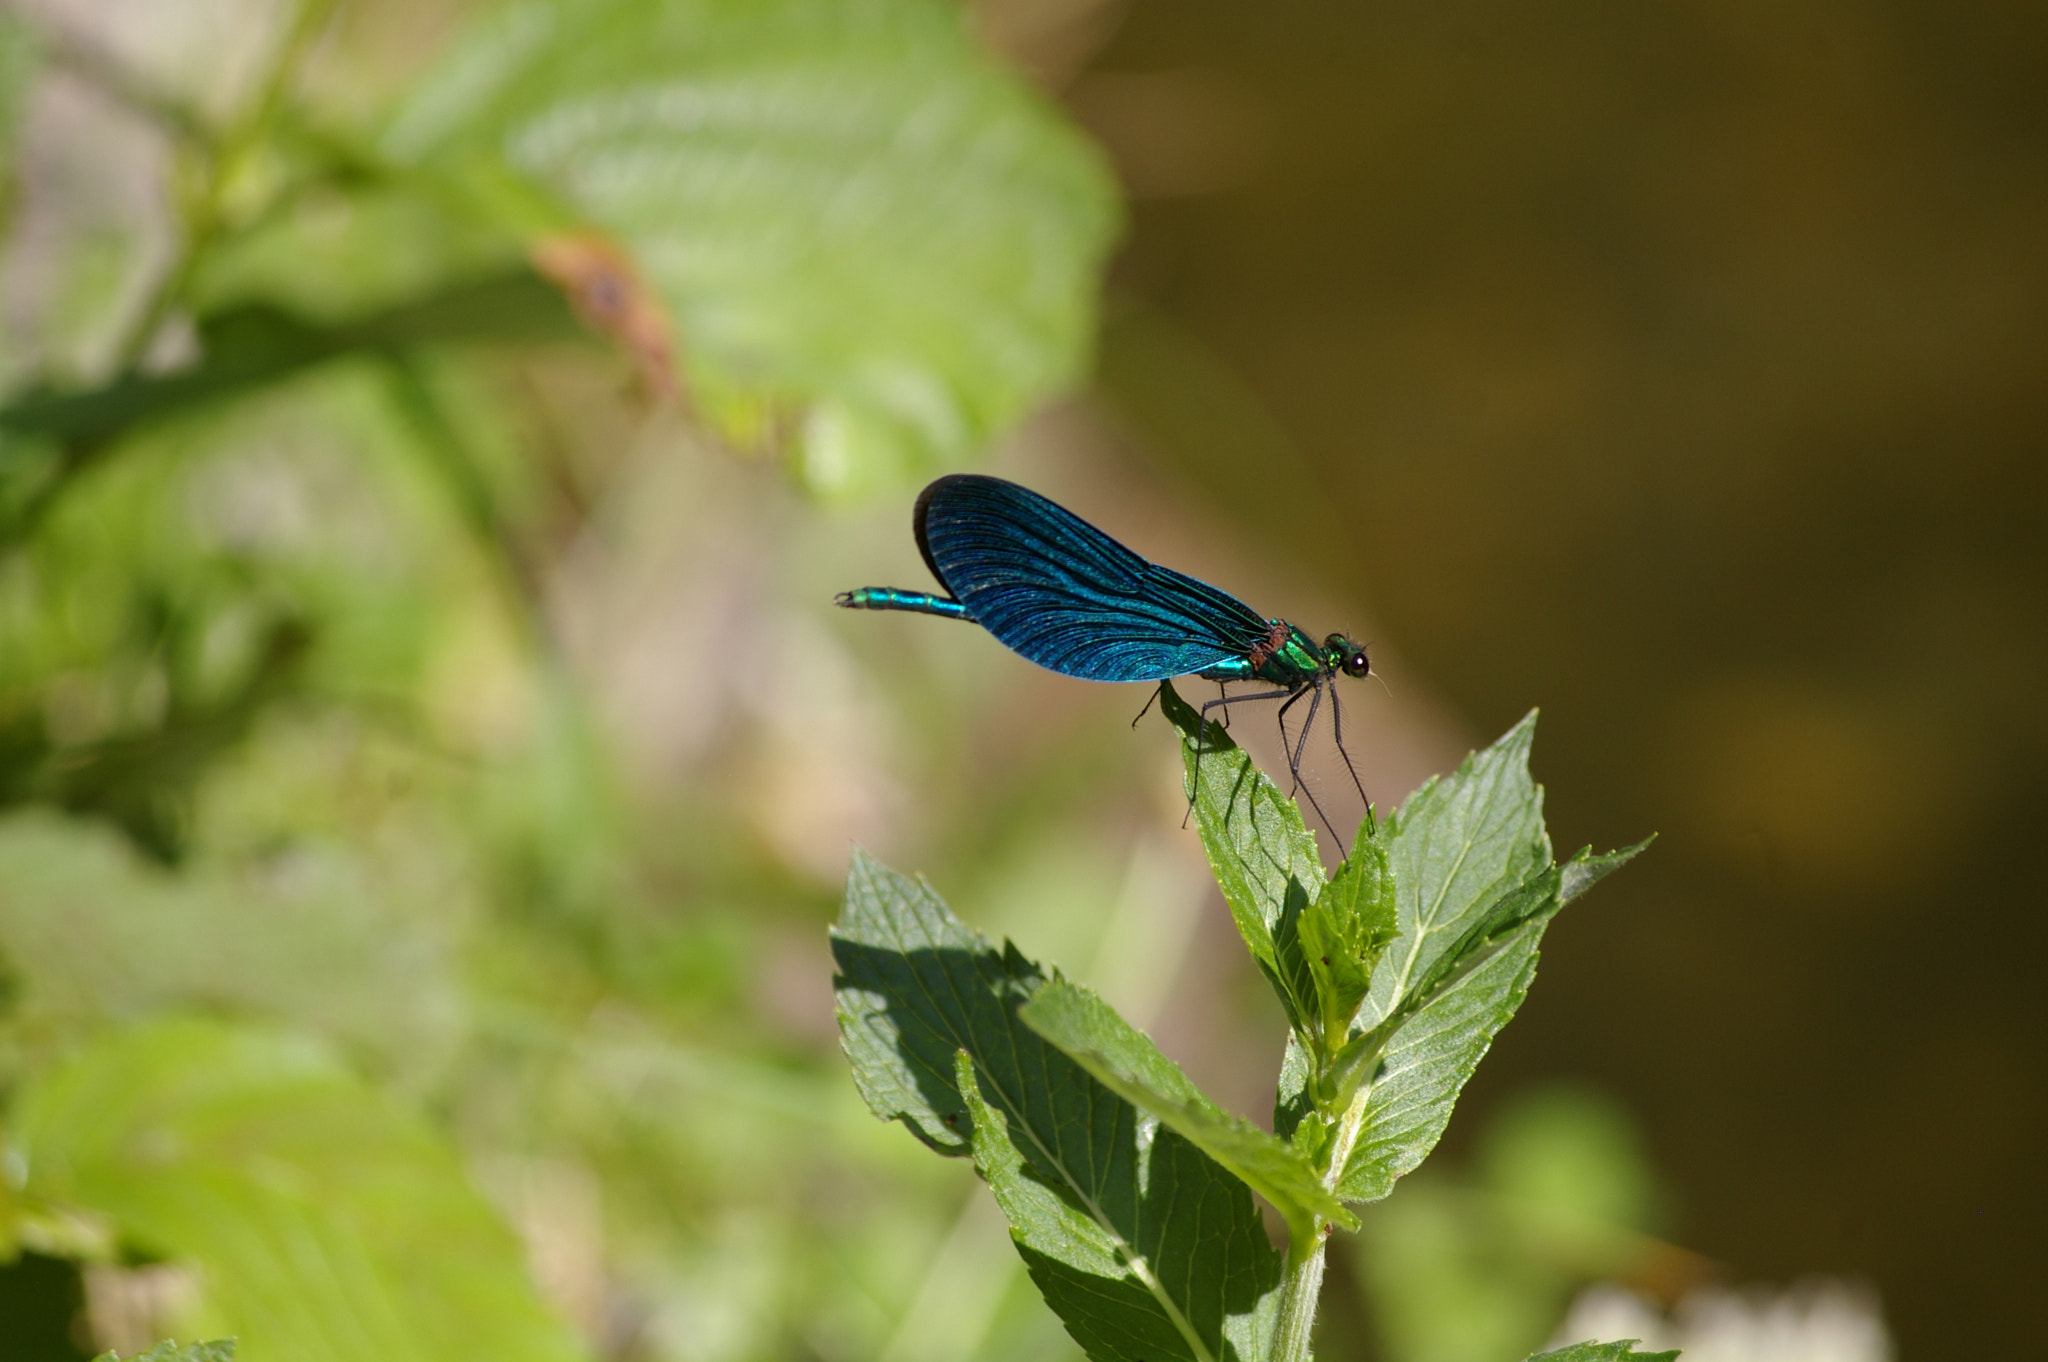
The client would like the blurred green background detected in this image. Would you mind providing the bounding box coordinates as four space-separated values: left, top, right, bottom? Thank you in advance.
0 1 2040 1360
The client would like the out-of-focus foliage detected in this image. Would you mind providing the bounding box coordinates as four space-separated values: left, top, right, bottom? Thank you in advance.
1 0 1116 503
1347 1085 1677 1362
17 1019 584 1362
383 0 1120 498
0 815 457 1080
0 1 1119 1360
0 15 33 164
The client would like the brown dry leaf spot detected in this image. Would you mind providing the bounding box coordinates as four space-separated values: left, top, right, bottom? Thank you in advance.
530 233 681 404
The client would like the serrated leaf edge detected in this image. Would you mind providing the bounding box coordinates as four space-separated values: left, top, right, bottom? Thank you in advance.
955 1049 1220 1362
1019 980 1355 1247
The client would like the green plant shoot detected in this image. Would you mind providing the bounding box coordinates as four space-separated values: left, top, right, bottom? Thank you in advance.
833 680 1657 1362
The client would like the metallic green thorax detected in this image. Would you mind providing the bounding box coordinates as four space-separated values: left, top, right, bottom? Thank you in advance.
1198 622 1364 688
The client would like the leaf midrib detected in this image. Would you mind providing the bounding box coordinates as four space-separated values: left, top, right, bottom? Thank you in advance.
1377 826 1477 1026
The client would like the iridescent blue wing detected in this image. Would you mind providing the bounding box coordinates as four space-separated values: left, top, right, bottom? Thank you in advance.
914 474 1271 682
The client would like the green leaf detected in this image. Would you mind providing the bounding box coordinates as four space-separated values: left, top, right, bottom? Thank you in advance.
1525 1340 1681 1361
1299 822 1398 1047
12 1018 588 1362
386 0 1120 498
91 1343 238 1362
0 813 460 1077
833 851 1280 1362
1360 710 1550 1033
1158 680 1324 1027
1560 838 1654 906
0 273 578 454
1019 978 1354 1248
1313 717 1648 1203
1377 861 1563 1029
956 1052 1278 1362
1334 892 1552 1201
831 848 1034 1155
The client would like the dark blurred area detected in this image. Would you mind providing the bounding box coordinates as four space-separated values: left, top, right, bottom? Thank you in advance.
1068 1 2047 1354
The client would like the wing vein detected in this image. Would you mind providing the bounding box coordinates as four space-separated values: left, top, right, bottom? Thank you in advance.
916 475 1270 683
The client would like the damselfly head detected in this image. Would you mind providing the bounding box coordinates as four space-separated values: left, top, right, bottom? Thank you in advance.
1324 634 1371 679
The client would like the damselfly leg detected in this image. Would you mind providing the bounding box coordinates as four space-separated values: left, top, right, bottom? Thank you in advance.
1189 684 1348 850
1326 680 1372 812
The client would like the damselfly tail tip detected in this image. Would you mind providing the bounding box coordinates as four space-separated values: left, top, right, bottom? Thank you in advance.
833 590 857 608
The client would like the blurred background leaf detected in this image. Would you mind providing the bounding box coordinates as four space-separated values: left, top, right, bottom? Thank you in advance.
1345 1084 1680 1362
13 1018 587 1362
0 814 458 1083
383 0 1121 497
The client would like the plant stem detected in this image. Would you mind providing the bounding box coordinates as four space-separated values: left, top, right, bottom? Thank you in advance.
377 355 544 638
1271 1038 1384 1361
112 0 340 370
1271 1235 1327 1362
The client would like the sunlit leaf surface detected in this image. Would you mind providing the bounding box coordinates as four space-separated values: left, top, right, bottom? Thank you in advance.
387 0 1119 496
0 815 458 1077
15 1019 587 1362
1337 723 1645 1203
834 851 1280 1362
1157 681 1322 1028
1162 694 1644 1210
1361 712 1549 1034
1019 978 1353 1246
